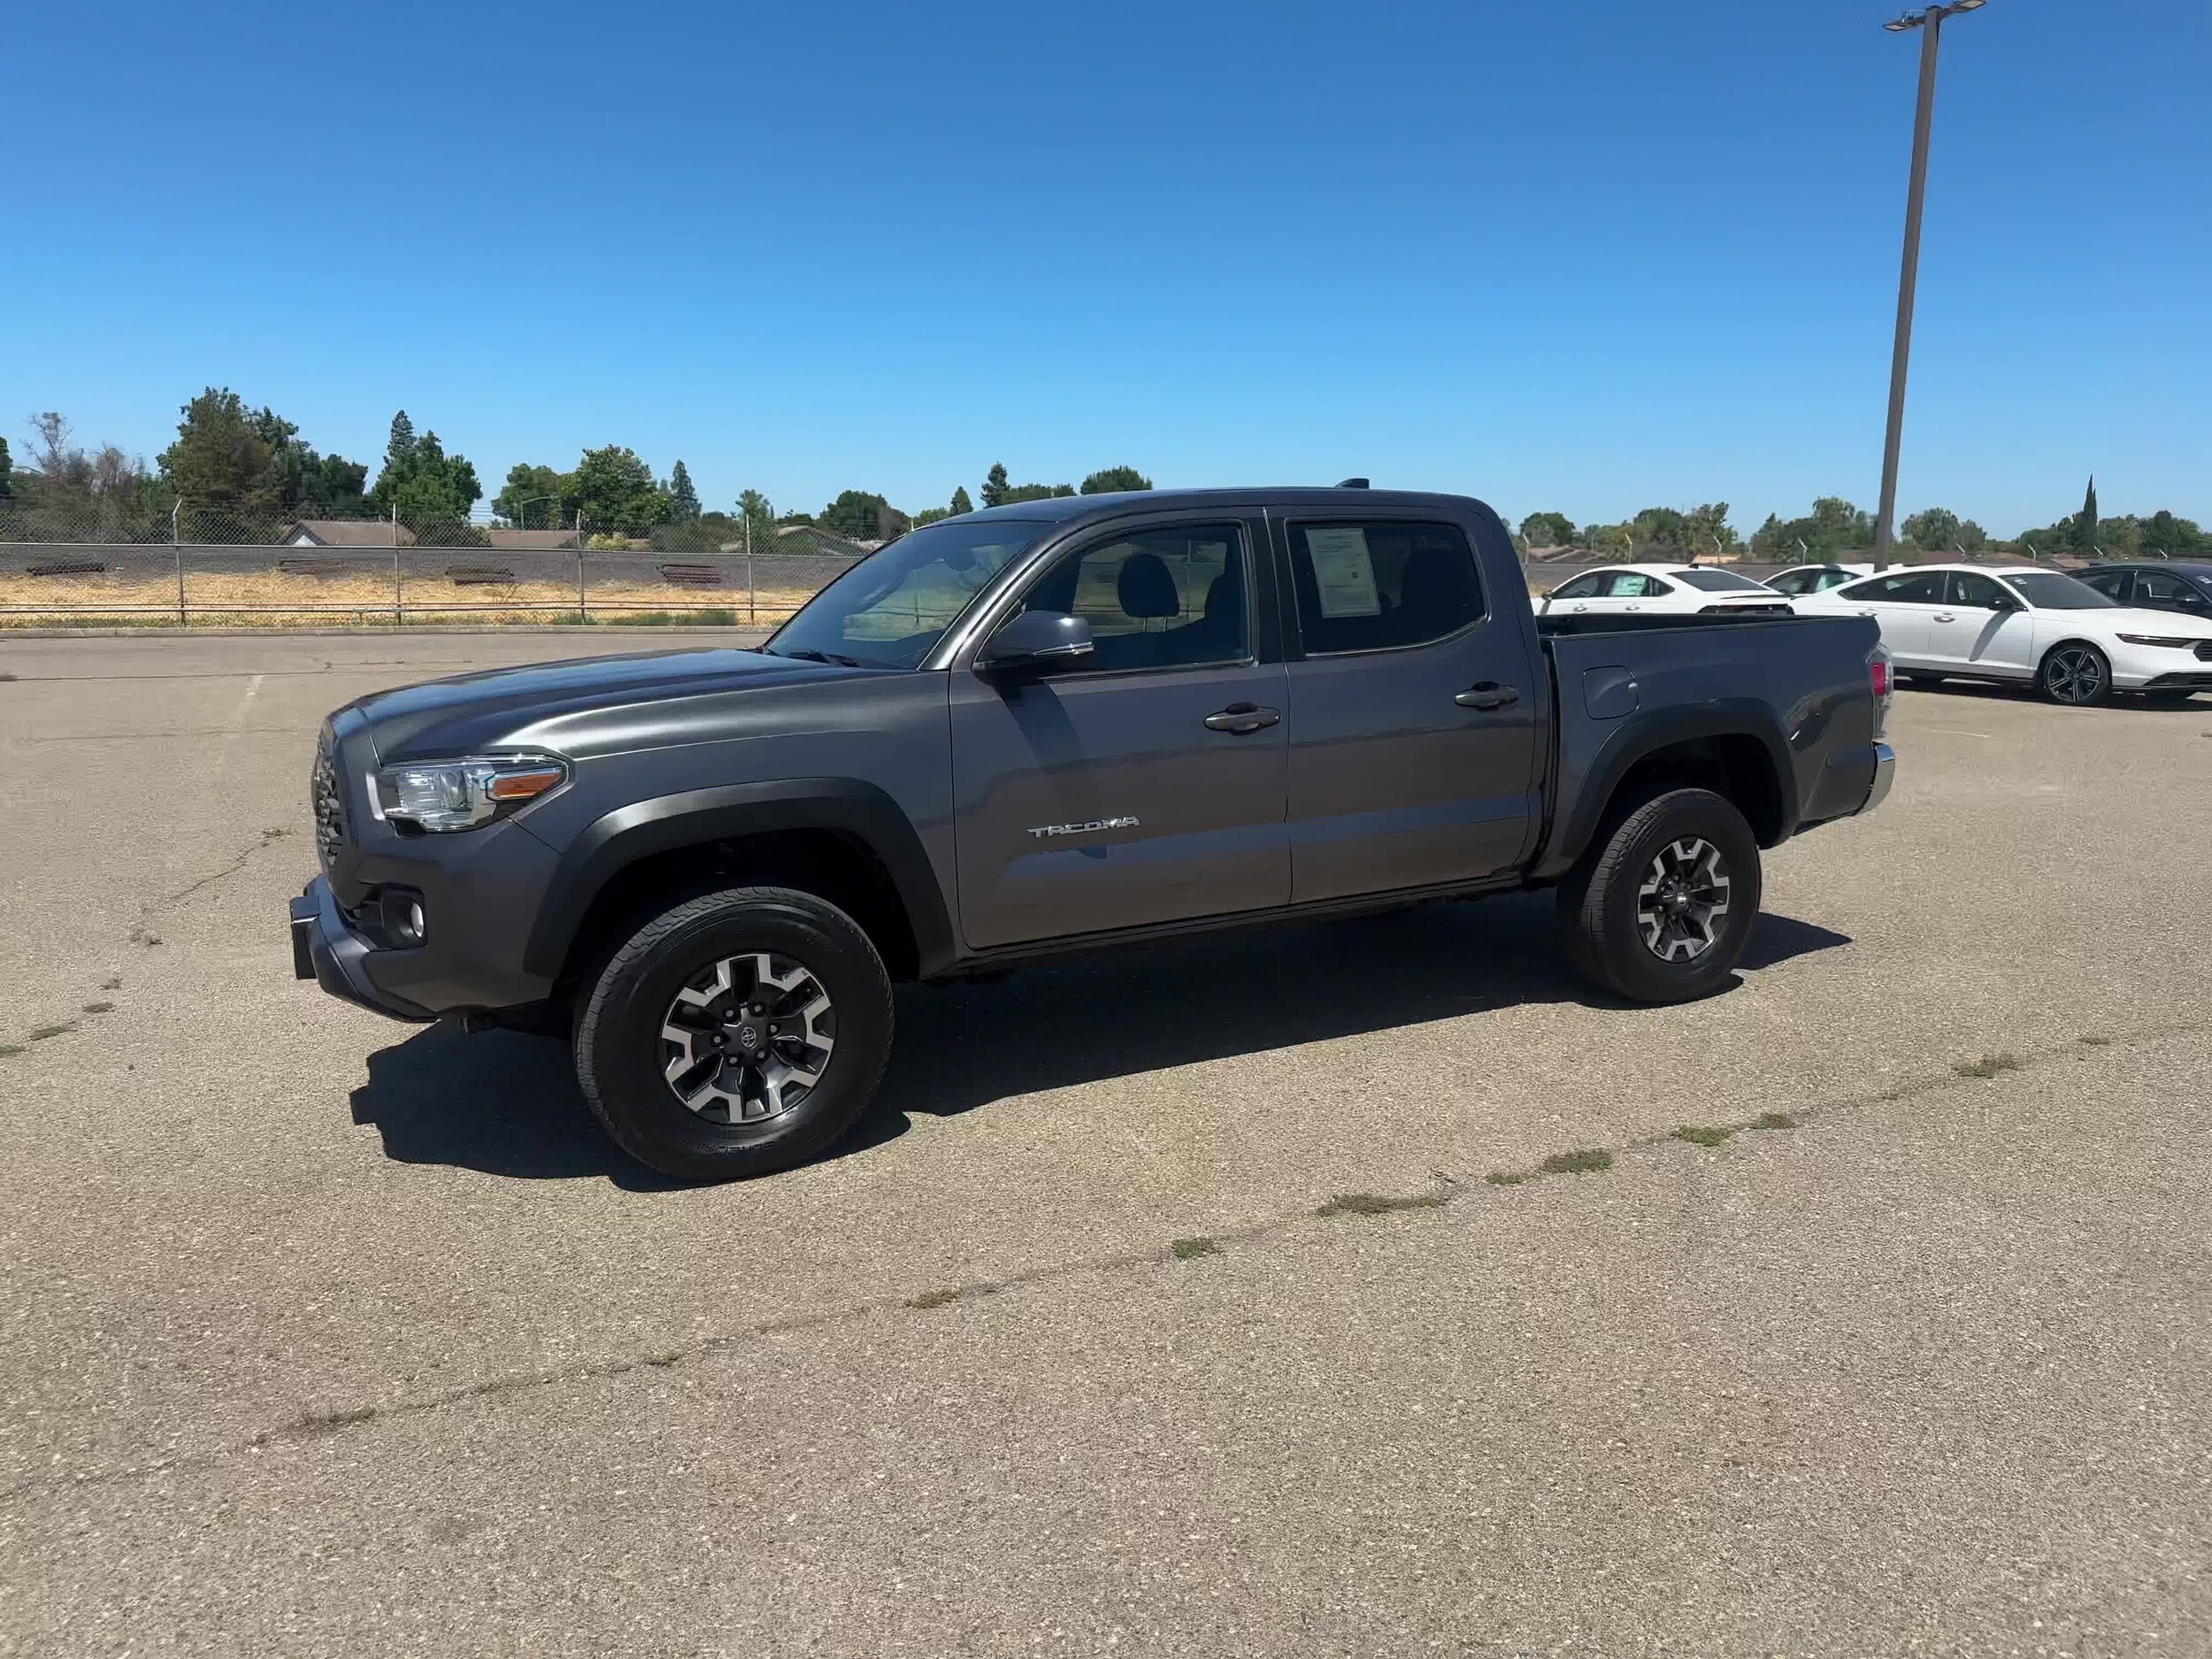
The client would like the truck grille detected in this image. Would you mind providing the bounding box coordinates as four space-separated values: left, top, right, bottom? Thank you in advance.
311 736 346 872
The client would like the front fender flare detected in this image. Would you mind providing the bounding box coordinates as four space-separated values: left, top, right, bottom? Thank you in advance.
519 777 956 980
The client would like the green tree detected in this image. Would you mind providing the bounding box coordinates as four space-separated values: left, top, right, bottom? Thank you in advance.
1901 507 1961 551
819 489 905 541
1002 480 1076 503
372 412 481 521
1518 511 1576 548
1080 465 1153 494
2139 510 2205 557
495 463 572 527
0 435 12 500
981 463 1010 509
667 459 701 520
569 445 667 534
158 389 277 507
2076 475 2098 549
950 484 973 516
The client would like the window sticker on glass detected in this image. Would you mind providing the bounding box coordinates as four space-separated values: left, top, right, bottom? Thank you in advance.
1304 526 1381 618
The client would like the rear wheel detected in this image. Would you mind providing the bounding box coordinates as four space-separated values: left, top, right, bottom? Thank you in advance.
2039 642 2113 706
574 887 893 1180
1557 787 1763 1004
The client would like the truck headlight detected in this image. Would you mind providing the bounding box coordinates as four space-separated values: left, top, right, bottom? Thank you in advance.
371 754 567 833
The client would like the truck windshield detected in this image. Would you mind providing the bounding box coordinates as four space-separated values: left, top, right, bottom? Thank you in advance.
2004 572 2116 610
764 519 1047 669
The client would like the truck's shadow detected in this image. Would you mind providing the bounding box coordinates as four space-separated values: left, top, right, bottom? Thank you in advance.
349 894 1849 1187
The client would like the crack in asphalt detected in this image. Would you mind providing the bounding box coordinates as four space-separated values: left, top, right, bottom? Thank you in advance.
139 826 294 922
6 1022 2200 1509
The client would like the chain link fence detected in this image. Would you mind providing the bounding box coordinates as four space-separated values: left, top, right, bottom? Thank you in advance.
0 503 868 627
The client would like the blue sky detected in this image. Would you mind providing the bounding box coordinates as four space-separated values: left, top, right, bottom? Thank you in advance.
5 0 2207 535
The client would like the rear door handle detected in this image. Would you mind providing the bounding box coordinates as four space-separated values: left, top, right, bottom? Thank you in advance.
1203 703 1280 734
1455 681 1521 711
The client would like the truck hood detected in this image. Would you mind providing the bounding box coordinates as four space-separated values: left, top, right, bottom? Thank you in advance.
343 647 885 762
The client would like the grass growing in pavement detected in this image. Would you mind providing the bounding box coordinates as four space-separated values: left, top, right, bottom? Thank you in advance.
1751 1111 1797 1130
0 1045 22 1058
1315 1190 1449 1218
1171 1236 1222 1260
2078 1034 2111 1047
1485 1171 1526 1187
1676 1125 1736 1148
99 975 122 990
907 1287 963 1310
28 1024 73 1041
1538 1148 1613 1175
81 1002 114 1014
1953 1053 2023 1079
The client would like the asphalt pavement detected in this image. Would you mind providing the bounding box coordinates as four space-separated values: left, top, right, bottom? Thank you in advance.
1 633 2208 1656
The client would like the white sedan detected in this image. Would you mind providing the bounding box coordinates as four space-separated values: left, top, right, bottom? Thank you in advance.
1763 562 1874 597
1538 563 1794 618
1792 563 2212 705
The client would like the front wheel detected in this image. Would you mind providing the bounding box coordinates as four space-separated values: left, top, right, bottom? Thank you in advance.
2039 642 2113 706
574 887 894 1180
1557 787 1763 1004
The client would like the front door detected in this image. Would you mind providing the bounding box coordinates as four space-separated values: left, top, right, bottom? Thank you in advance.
1275 515 1543 902
949 517 1292 949
1924 570 2037 677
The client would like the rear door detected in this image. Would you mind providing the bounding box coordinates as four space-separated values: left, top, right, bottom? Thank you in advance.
1832 570 1946 664
949 514 1291 948
1274 512 1542 902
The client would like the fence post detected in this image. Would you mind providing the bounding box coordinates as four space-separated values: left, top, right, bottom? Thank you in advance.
577 552 587 623
172 501 186 626
393 549 403 626
745 515 756 623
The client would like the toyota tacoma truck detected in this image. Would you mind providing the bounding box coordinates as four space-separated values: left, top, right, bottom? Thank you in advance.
293 488 1894 1179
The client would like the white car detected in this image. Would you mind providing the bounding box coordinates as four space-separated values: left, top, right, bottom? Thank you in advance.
1763 562 1875 597
1539 563 1794 618
1792 563 2212 705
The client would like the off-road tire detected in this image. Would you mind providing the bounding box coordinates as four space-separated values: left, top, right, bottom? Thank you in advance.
1556 787 1763 1004
574 886 893 1180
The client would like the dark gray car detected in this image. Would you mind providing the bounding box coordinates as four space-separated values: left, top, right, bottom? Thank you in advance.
292 488 1894 1179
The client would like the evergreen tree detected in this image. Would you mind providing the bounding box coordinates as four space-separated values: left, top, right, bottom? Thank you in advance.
981 463 1010 509
0 435 12 500
2076 475 2098 549
668 459 701 519
950 484 973 516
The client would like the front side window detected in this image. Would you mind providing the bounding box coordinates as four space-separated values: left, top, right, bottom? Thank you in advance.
1010 522 1248 672
2138 571 2211 613
1766 569 1817 595
1286 521 1485 654
1840 572 1945 603
1550 572 1605 601
1948 572 2005 609
767 518 1046 668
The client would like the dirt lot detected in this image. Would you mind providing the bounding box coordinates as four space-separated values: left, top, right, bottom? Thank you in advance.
0 634 2207 1656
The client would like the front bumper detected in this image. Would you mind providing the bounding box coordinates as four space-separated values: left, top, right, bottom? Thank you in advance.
1857 741 1897 816
290 877 436 1023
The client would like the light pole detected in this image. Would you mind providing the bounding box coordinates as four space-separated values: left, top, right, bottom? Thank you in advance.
1871 0 1987 571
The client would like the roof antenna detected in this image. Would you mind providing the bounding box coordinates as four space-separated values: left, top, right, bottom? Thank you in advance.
1335 476 1370 488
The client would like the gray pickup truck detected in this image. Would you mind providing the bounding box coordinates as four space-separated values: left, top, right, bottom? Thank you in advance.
293 488 1893 1179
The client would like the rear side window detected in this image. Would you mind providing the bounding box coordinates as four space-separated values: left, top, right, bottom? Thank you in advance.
1674 569 1768 593
1286 521 1485 654
2079 570 2130 600
1606 572 1672 598
1840 572 1945 603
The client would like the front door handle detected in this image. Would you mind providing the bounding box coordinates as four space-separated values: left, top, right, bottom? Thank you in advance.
1932 611 1956 623
1455 681 1521 711
1203 703 1280 734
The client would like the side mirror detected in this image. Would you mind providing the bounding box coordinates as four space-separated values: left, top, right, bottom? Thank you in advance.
1990 594 2022 612
977 611 1094 673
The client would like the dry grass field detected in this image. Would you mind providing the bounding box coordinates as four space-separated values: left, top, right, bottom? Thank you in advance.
0 567 826 628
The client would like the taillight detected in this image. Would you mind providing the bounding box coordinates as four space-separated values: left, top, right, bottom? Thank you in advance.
1870 657 1890 699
